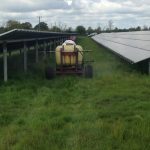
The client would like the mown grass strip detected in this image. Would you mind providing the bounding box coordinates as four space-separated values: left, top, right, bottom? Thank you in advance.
0 36 150 150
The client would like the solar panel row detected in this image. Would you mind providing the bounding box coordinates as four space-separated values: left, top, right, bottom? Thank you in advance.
92 31 150 63
0 29 76 42
0 29 77 52
0 29 77 82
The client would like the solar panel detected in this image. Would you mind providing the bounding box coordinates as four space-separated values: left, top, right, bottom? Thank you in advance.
92 31 150 63
0 29 76 41
0 29 77 82
0 29 77 52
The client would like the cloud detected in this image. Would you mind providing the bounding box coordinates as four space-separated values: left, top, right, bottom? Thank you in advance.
64 0 73 6
0 0 70 12
0 0 150 29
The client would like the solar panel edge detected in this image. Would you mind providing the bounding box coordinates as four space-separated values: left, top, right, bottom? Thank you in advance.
92 35 150 64
92 37 135 64
0 29 77 40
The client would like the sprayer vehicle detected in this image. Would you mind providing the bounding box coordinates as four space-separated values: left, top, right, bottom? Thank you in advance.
45 40 93 79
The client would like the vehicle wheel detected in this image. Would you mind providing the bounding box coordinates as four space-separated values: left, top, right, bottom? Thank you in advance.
45 66 55 79
84 65 93 78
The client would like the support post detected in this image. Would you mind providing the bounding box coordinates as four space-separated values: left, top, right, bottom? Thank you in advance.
50 42 52 51
3 42 8 82
35 40 39 63
9 51 11 57
54 40 56 49
44 41 47 58
24 42 27 73
148 59 150 75
55 40 57 47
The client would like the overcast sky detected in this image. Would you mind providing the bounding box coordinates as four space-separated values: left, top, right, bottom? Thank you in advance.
0 0 150 29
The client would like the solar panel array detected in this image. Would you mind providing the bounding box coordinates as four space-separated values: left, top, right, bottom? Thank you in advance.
92 31 150 63
0 29 76 41
0 29 76 53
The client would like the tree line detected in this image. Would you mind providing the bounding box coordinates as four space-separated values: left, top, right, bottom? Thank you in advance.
0 20 150 35
0 20 75 34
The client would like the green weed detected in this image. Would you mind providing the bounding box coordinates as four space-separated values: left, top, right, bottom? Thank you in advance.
0 37 150 150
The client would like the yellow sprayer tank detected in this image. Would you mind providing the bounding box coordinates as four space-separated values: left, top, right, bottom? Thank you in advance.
55 40 83 66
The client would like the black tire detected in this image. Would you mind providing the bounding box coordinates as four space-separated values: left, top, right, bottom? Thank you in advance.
45 67 55 79
84 65 93 78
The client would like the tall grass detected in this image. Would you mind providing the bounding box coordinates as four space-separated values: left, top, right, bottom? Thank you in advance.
0 37 150 150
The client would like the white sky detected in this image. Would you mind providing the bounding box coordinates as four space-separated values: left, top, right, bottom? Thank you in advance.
0 0 150 29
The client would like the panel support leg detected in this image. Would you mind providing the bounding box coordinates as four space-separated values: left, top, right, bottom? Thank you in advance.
50 42 52 51
36 41 39 63
9 51 11 57
44 42 47 59
3 43 8 82
148 59 150 75
53 40 55 49
24 42 27 73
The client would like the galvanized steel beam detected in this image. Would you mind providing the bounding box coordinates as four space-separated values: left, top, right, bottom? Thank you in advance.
3 42 8 82
23 42 27 73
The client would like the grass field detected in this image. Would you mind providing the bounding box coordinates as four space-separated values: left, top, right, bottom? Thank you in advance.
0 37 150 150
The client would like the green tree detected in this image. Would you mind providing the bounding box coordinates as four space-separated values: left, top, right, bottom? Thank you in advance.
87 26 93 35
21 22 32 29
34 22 49 31
143 25 148 31
66 27 73 33
114 27 119 32
6 20 21 30
0 27 5 34
50 26 61 32
76 26 86 35
136 26 141 31
95 26 101 34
